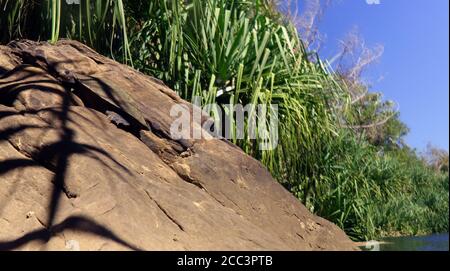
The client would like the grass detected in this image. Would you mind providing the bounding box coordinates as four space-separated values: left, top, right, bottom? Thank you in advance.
0 0 448 241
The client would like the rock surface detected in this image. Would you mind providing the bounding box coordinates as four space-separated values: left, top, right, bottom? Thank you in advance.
0 40 356 251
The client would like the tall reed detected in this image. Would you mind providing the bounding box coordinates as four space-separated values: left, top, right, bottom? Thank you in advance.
0 0 132 64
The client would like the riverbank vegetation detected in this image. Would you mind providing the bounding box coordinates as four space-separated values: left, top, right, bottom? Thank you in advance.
1 0 448 241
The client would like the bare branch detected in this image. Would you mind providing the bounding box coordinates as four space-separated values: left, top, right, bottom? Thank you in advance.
342 112 395 129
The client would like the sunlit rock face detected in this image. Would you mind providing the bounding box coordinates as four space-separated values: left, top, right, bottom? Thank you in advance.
0 40 356 251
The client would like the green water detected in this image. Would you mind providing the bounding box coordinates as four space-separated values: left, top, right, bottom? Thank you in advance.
378 233 449 251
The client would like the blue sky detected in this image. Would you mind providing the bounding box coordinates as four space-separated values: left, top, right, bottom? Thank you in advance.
312 0 449 152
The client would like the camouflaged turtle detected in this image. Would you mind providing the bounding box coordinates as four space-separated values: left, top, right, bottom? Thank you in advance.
71 73 148 130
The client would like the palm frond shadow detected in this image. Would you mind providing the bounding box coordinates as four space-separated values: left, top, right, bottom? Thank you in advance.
0 215 141 251
0 59 143 251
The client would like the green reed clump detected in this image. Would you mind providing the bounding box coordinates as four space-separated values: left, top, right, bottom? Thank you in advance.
128 0 349 204
308 131 449 240
372 152 449 237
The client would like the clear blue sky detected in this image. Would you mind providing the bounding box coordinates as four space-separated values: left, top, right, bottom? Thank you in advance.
313 0 449 152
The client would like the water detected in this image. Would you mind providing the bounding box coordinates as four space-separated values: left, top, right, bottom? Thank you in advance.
378 233 449 251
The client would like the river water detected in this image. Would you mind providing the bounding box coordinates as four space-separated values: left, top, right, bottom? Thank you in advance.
378 233 449 251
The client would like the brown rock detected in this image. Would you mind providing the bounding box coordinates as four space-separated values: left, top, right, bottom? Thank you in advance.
0 40 357 251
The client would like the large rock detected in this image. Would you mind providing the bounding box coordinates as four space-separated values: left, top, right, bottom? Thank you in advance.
0 40 356 250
